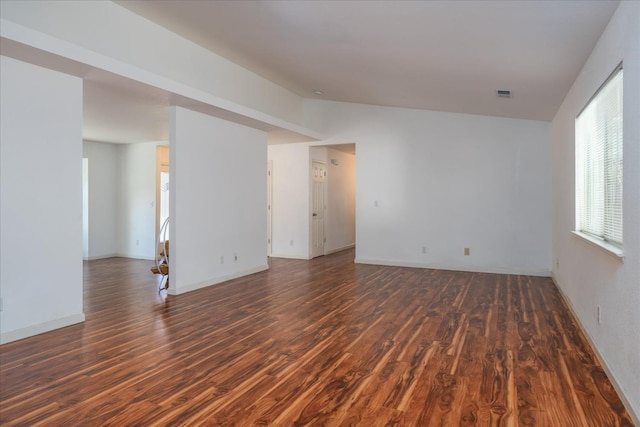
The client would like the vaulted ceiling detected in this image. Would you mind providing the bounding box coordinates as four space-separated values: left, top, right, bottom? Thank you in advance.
77 0 620 143
116 0 618 122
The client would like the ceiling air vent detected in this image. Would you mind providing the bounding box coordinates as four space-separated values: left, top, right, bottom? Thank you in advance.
496 89 512 98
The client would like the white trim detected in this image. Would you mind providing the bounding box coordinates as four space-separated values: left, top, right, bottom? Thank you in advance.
551 274 640 425
354 258 551 277
84 254 155 261
269 254 312 260
115 253 156 261
571 231 624 260
83 253 118 261
0 313 85 345
325 244 355 255
167 264 269 295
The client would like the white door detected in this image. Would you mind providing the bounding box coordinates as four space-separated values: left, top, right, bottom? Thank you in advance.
311 161 326 258
267 160 273 256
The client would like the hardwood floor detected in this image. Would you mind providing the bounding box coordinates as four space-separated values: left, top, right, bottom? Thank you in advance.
0 249 633 426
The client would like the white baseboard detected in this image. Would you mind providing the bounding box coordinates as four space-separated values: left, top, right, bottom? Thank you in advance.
269 254 311 260
1 313 85 345
354 258 551 277
270 245 354 260
325 244 355 255
84 253 118 261
84 254 155 261
167 264 270 295
115 252 155 261
551 274 640 425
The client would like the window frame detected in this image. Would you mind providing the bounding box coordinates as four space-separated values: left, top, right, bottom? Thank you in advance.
574 63 624 259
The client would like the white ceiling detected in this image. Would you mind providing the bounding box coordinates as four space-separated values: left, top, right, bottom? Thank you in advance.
84 73 171 143
116 0 619 122
6 1 618 144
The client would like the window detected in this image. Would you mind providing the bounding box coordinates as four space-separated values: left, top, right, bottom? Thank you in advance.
576 65 623 251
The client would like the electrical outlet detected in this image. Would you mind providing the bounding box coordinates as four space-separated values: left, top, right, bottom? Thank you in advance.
234 253 238 262
220 256 224 264
136 239 139 246
290 240 294 246
422 246 427 254
464 247 470 256
556 258 560 269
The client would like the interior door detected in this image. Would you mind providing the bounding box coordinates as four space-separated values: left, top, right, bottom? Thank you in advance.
311 161 326 258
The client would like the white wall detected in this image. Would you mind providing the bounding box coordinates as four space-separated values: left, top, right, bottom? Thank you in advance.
0 56 84 344
551 1 640 421
83 141 118 259
82 140 163 261
268 144 311 259
302 100 552 275
0 0 303 126
325 148 356 253
169 107 268 294
117 142 159 260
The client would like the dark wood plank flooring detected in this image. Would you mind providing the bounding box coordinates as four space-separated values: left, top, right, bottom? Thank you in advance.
0 249 633 426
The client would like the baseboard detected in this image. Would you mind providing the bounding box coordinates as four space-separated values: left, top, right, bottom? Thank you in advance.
1 313 85 345
325 244 355 255
551 274 640 425
84 253 118 261
354 258 551 277
85 254 155 261
168 264 270 295
115 252 155 261
269 254 312 260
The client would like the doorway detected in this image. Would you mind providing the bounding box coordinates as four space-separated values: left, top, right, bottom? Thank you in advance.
156 145 170 242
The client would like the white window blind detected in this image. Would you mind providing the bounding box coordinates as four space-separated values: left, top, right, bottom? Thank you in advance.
576 66 623 247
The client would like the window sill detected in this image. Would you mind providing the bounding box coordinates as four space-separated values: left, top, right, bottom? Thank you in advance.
571 231 624 260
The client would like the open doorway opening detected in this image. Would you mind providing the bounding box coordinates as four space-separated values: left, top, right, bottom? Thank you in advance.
311 144 356 259
156 145 170 241
266 143 355 260
153 145 170 289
